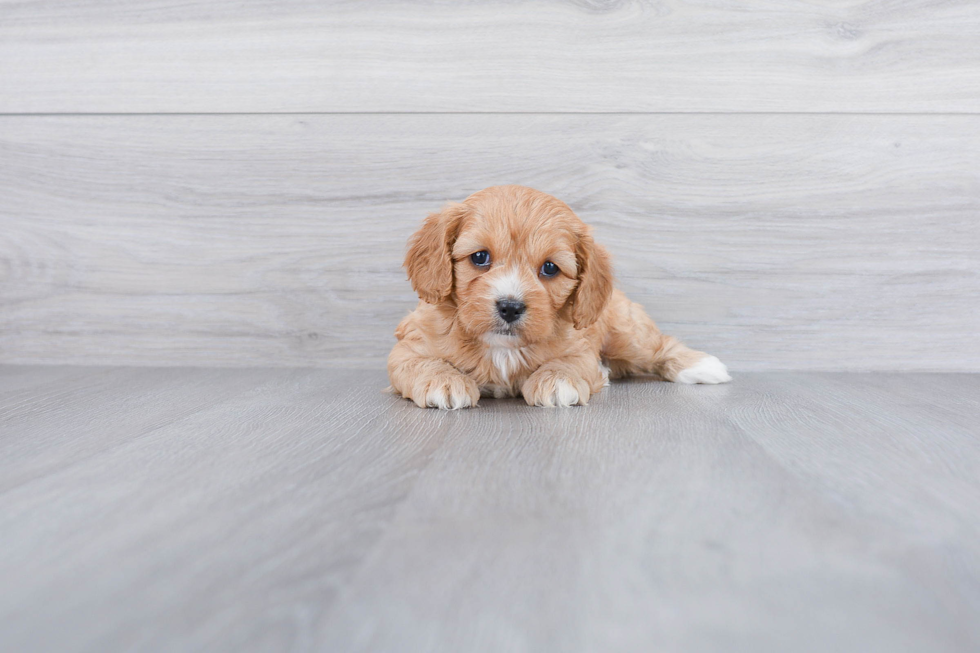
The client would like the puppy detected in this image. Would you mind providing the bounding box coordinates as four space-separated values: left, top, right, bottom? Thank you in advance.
389 185 731 409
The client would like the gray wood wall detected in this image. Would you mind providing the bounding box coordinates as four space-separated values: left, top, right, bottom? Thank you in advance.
2 1 978 371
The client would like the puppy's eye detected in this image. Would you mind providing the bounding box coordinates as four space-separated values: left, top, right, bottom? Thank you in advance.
470 250 491 267
540 261 560 278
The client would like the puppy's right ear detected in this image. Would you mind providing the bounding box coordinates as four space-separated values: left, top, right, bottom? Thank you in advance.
404 203 468 304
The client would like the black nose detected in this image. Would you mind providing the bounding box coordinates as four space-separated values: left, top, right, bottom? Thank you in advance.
496 299 526 324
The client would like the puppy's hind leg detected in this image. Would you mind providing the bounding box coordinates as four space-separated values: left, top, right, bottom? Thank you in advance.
600 290 731 384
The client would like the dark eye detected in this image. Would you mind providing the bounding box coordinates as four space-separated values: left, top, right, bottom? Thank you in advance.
540 261 559 278
470 250 491 267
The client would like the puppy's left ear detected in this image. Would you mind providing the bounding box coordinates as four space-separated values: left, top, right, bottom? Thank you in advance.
572 232 614 329
404 203 468 304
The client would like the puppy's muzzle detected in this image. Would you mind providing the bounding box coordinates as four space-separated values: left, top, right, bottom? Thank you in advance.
496 299 526 324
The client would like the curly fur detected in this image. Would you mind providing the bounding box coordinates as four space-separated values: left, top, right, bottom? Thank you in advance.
389 185 730 409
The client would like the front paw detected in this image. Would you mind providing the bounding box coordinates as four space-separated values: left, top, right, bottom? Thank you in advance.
522 370 591 407
411 372 480 410
674 355 732 385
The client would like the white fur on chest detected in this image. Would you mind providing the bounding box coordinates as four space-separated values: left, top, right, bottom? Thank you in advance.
481 333 528 385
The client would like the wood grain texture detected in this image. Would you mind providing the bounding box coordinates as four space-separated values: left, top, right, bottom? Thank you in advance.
0 366 453 652
0 366 278 492
1 366 979 651
2 114 978 370
1 0 980 113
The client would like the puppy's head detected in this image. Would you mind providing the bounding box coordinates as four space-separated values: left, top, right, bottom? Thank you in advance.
405 185 613 343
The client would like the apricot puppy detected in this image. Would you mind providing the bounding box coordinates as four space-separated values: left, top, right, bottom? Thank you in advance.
389 185 731 409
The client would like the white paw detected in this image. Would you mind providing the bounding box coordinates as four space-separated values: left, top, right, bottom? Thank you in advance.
523 372 589 407
413 374 480 410
552 379 581 407
674 355 732 385
425 389 473 410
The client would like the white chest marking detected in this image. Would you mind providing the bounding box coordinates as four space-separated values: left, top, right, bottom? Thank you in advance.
481 333 527 384
490 346 526 383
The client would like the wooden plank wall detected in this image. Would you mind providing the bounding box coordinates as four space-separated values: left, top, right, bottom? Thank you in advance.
1 1 978 371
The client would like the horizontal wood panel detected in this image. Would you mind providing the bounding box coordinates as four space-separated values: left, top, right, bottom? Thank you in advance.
1 114 978 370
1 1 979 113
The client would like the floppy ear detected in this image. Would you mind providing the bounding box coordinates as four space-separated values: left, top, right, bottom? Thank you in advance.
404 203 467 304
571 232 614 329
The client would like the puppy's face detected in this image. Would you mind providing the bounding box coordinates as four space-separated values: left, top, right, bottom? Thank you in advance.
405 186 613 345
451 203 579 344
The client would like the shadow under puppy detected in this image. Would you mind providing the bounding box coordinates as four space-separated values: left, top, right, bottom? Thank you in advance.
389 185 731 409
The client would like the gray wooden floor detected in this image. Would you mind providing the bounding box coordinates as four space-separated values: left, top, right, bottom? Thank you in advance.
2 367 979 652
